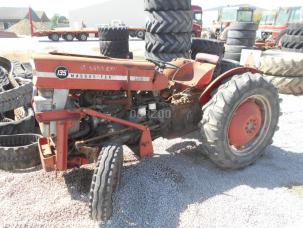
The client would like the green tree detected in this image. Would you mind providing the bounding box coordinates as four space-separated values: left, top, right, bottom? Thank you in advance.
51 14 60 27
51 14 69 28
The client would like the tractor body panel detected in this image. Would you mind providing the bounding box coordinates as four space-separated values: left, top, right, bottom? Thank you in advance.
32 52 246 172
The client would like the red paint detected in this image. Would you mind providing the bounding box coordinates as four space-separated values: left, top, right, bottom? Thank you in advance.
199 67 260 104
36 108 154 171
228 100 262 149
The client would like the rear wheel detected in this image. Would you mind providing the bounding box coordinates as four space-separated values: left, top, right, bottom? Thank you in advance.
89 144 123 221
64 33 74 41
200 72 280 169
77 33 88 41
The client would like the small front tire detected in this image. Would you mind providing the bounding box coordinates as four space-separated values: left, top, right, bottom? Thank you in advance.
89 144 123 221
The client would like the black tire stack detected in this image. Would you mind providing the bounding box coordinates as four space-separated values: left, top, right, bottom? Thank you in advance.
0 57 41 171
99 26 131 58
144 0 192 62
225 22 257 61
281 24 303 53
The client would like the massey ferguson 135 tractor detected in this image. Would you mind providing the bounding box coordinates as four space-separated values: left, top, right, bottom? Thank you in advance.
32 52 280 221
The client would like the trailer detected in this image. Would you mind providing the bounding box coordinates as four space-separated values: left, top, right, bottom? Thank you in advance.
30 4 203 42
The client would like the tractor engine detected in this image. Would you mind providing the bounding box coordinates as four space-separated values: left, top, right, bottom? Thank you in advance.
34 88 201 145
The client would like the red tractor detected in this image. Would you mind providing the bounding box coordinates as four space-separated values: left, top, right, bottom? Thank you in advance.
33 52 280 221
257 7 303 42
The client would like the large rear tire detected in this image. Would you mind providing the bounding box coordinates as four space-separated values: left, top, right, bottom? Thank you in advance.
146 10 192 33
0 134 41 171
259 55 303 77
144 0 191 11
200 72 280 169
145 32 191 53
89 144 123 221
263 75 303 95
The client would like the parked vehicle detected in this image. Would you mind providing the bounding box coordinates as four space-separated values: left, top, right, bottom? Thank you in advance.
257 7 303 41
209 6 256 39
33 50 280 221
30 5 203 41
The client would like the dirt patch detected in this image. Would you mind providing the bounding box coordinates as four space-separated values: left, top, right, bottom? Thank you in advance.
8 19 50 36
0 31 17 38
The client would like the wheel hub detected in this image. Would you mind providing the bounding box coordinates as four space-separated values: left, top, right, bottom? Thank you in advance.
228 100 262 149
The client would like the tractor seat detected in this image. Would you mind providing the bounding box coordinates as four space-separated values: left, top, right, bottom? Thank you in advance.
195 53 220 65
169 59 217 89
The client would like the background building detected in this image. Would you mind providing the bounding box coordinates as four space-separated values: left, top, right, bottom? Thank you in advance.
0 7 49 30
69 0 146 28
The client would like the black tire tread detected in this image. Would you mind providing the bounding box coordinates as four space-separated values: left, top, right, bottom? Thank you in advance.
287 24 303 36
0 82 33 113
145 32 191 53
144 0 191 11
263 75 303 95
100 40 129 57
226 37 255 46
0 108 36 135
89 144 123 221
98 26 129 41
191 38 225 59
0 66 10 90
228 30 256 39
146 10 192 33
259 55 303 77
200 73 280 169
0 134 41 171
281 34 303 49
225 45 249 53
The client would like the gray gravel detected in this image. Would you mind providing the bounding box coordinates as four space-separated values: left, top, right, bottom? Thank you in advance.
1 94 303 228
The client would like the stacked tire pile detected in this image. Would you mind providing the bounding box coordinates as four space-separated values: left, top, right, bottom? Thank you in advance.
144 0 192 62
224 22 257 61
99 26 131 59
259 53 303 95
281 24 303 53
0 57 41 171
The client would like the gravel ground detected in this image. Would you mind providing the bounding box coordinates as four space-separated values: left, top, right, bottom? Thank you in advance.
1 94 303 228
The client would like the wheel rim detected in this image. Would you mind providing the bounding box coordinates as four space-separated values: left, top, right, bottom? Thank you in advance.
81 34 86 40
52 34 59 41
66 34 73 41
137 31 144 38
227 95 272 155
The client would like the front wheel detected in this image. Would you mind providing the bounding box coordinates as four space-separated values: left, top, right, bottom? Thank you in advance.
200 72 280 169
89 144 123 221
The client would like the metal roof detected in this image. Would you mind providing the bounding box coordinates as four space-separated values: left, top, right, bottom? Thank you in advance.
0 7 40 21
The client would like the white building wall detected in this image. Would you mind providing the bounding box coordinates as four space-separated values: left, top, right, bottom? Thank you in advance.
69 0 146 28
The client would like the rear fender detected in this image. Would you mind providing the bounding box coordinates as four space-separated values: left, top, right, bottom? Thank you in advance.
199 67 260 104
